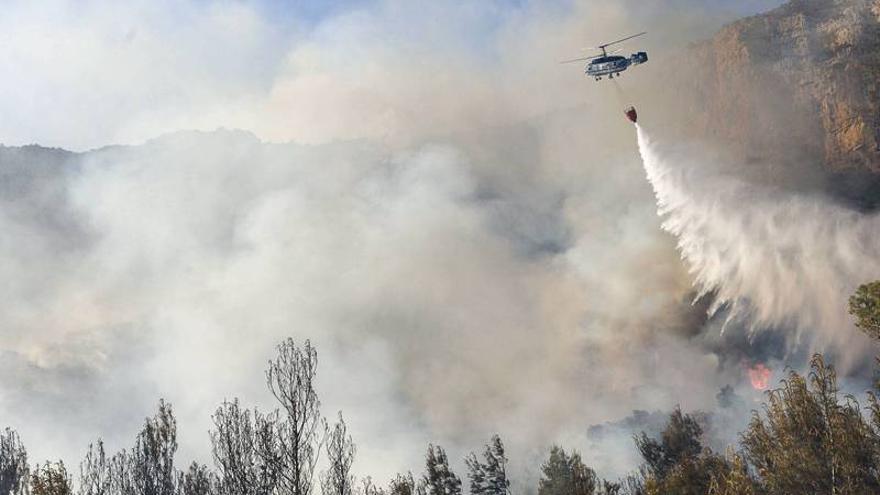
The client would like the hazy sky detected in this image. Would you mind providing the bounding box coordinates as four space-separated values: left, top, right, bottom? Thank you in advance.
2 0 838 488
0 0 784 150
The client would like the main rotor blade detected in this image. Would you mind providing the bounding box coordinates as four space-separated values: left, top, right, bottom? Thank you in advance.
599 31 646 48
559 57 593 64
560 47 622 64
560 51 603 63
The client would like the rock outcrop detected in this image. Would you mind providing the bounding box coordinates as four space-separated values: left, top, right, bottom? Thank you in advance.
668 0 880 187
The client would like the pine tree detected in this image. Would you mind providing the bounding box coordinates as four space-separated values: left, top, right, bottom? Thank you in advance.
177 463 214 495
131 400 179 495
265 339 327 495
595 479 621 495
634 407 702 481
79 440 111 495
849 281 880 340
741 354 880 494
633 407 729 495
706 450 758 495
422 445 461 495
31 461 72 495
359 477 384 495
210 399 277 495
537 446 596 495
388 472 416 495
464 453 485 495
466 435 509 495
320 413 355 495
0 428 29 495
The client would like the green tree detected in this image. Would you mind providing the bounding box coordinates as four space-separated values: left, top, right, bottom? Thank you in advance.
595 479 623 495
741 354 880 494
849 281 880 340
651 452 728 495
0 428 28 495
537 446 596 495
421 445 460 495
387 472 416 495
465 435 510 495
31 461 72 495
79 440 111 495
177 463 214 495
82 401 181 495
320 413 355 495
634 408 703 481
130 400 179 495
614 475 644 495
634 408 730 495
359 477 384 495
706 451 759 495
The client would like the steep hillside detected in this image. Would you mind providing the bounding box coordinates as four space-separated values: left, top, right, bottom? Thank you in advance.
684 0 880 172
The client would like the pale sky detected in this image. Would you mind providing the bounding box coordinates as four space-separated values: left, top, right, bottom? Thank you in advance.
0 0 783 151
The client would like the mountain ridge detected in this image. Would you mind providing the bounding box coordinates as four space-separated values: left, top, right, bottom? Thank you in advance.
683 0 880 174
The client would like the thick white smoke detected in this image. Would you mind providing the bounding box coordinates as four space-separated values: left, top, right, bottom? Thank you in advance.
0 0 824 487
635 124 880 364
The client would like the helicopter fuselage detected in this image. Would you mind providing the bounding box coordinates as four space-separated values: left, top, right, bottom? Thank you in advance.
586 52 648 79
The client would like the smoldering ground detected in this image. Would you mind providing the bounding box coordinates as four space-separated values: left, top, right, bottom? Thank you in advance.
3 0 876 487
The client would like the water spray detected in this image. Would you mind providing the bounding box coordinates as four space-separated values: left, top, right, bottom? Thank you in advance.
631 116 880 365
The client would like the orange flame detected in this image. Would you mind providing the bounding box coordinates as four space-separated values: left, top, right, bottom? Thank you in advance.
748 363 771 391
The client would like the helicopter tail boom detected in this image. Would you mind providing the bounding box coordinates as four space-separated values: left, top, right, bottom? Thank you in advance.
630 51 648 65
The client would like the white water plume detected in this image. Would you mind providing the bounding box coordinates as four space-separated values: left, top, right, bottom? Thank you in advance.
635 124 880 357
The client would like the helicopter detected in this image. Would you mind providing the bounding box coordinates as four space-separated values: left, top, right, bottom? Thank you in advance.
561 32 648 81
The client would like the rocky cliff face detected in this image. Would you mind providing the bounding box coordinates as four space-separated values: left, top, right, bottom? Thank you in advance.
670 0 880 191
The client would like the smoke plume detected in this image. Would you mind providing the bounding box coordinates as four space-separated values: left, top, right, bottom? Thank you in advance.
635 124 880 367
5 0 873 488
